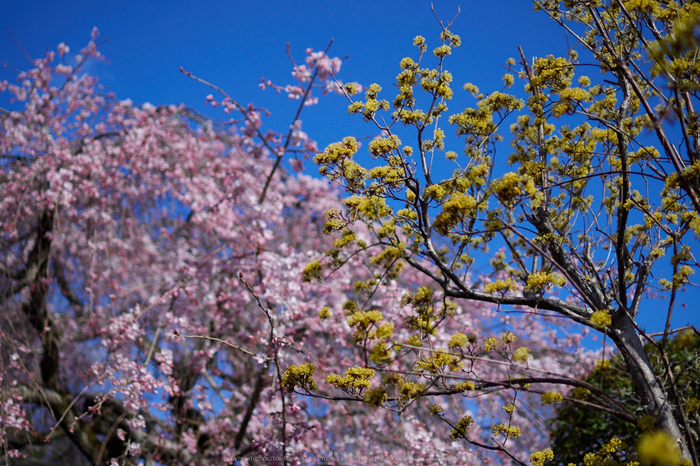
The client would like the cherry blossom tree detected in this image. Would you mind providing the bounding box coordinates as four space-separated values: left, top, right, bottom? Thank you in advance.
0 28 592 466
0 30 353 465
301 1 700 465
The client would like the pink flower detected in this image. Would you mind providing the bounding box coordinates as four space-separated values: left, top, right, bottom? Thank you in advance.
284 85 304 99
290 158 304 173
57 43 70 56
292 65 311 83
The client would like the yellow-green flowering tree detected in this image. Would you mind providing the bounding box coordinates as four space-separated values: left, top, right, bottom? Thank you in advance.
304 1 700 464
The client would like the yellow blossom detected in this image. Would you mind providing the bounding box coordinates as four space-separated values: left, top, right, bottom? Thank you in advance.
530 449 554 466
281 363 317 391
513 347 530 362
301 260 322 282
484 337 499 351
318 306 332 320
448 332 474 348
450 415 474 439
590 310 612 329
596 359 612 370
637 431 685 466
405 334 422 347
455 381 476 392
430 404 444 415
493 423 522 438
541 391 563 404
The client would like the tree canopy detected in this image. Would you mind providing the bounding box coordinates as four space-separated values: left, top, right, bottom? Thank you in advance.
305 0 700 464
1 1 700 465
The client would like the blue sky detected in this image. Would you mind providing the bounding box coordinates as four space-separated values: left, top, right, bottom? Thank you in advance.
2 0 697 336
0 1 566 148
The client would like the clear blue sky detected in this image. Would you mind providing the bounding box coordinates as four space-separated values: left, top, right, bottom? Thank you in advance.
2 0 697 336
0 0 566 150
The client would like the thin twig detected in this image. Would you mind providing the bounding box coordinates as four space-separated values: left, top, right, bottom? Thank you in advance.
179 334 264 359
7 29 34 66
259 39 335 204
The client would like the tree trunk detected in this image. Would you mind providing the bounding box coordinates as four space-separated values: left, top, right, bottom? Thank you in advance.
612 317 691 460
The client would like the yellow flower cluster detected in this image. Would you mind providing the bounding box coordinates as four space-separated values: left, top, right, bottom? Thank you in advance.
503 73 515 87
344 82 359 96
596 359 612 370
552 86 592 117
343 195 393 221
367 165 405 188
625 0 662 15
424 183 448 201
672 265 695 288
433 45 452 58
301 260 322 282
314 137 366 191
405 334 422 347
326 366 375 390
525 271 567 293
346 309 385 342
512 347 531 362
318 306 332 320
493 423 522 438
450 415 474 439
637 414 656 432
637 431 686 466
414 350 461 373
332 229 356 249
430 404 444 415
370 244 406 267
530 55 573 92
448 332 475 348
413 35 427 53
491 172 523 203
590 309 612 329
686 397 700 413
541 391 564 404
375 322 394 339
368 134 401 158
363 386 387 406
433 192 478 235
314 136 358 164
455 381 476 392
481 91 524 113
420 69 453 100
347 310 384 328
281 363 318 391
463 83 480 96
574 387 590 399
580 437 632 466
530 449 554 466
398 381 425 400
483 278 517 294
323 208 345 235
370 341 391 365
484 336 499 351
